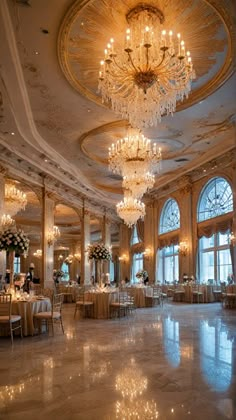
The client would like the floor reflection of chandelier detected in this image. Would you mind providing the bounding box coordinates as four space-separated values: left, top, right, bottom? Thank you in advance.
115 365 148 399
99 4 195 128
116 399 159 419
116 193 145 228
5 182 27 216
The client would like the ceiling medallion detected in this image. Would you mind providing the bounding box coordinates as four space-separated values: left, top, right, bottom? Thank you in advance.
99 4 195 128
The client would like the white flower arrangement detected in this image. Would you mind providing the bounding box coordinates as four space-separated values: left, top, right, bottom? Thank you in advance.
54 269 64 279
87 243 112 260
0 227 29 254
136 269 148 279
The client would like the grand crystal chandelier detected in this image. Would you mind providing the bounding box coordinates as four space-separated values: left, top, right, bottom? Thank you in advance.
5 182 27 216
116 193 145 227
109 130 161 199
99 4 195 128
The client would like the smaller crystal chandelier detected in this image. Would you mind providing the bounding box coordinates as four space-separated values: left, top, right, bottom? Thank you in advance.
0 214 15 230
109 130 161 200
122 172 155 200
5 182 27 216
47 225 60 247
117 193 145 227
99 4 195 128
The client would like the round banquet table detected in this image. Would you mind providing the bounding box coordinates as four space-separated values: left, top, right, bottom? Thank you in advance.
57 285 78 302
85 291 118 319
11 298 51 336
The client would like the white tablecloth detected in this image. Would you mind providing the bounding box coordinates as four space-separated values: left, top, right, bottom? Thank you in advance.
85 291 118 319
12 298 51 336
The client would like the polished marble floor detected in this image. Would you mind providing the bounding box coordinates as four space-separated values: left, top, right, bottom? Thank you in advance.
0 302 235 420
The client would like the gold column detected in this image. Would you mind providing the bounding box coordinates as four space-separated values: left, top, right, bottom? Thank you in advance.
0 170 6 280
42 188 55 288
80 207 90 285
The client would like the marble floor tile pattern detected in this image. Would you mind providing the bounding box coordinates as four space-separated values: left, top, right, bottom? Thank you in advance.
0 302 235 420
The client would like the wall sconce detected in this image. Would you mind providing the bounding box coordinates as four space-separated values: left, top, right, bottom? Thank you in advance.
119 254 128 263
64 254 74 265
33 249 42 259
143 247 152 260
178 241 188 257
229 232 236 246
47 225 60 247
58 254 64 261
74 253 81 262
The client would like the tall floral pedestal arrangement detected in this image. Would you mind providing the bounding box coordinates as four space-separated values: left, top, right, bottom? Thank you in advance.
87 243 112 287
0 227 30 287
136 269 148 284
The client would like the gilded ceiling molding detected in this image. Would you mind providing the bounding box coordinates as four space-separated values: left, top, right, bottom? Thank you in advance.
58 0 235 113
0 164 7 176
78 120 128 165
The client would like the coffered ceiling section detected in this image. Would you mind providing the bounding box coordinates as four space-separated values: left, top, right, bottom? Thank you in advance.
0 0 235 211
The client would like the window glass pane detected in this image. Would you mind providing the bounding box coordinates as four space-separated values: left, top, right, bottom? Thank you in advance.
157 245 179 283
200 251 214 283
14 257 20 274
174 255 179 281
200 235 215 249
61 262 69 281
132 253 143 283
131 226 139 245
217 249 232 282
159 199 180 234
218 232 229 246
198 177 233 222
198 231 232 284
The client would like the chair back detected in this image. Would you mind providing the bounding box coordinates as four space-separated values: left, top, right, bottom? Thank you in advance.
52 294 64 314
42 288 54 302
0 293 12 318
153 286 161 297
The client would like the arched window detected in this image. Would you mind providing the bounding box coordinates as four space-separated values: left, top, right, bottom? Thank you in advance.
198 177 233 222
158 199 180 283
197 177 233 283
159 199 180 234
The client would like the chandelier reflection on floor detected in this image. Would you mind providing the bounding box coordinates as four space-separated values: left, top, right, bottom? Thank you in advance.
99 4 195 128
5 182 27 216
